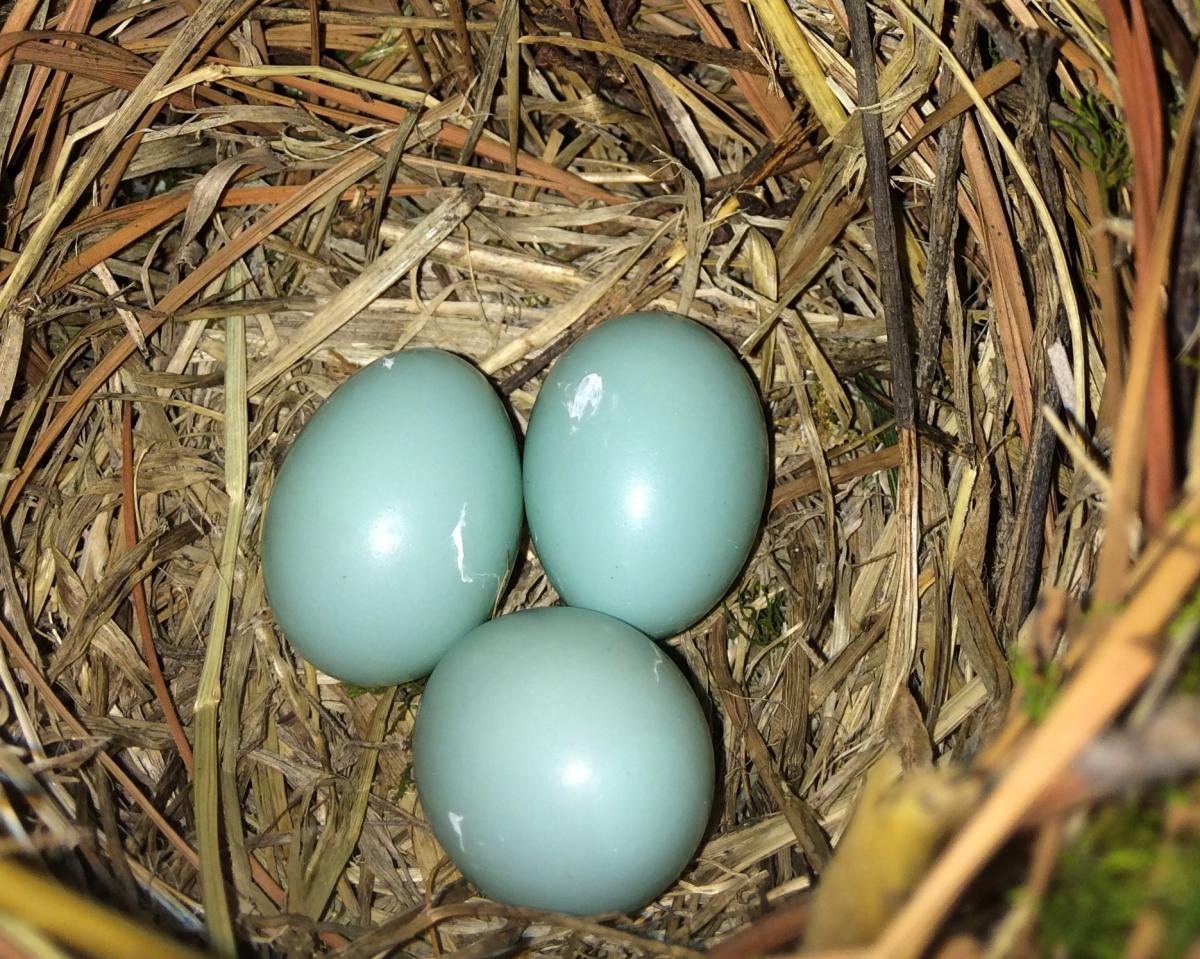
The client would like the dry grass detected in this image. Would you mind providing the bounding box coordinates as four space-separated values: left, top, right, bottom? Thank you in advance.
0 0 1199 955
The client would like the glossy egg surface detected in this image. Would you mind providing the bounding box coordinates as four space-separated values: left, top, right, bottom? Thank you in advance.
523 311 769 637
262 349 522 686
412 606 715 915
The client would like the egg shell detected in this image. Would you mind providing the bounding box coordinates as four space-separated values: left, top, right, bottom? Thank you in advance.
523 311 769 638
412 606 715 915
262 349 522 686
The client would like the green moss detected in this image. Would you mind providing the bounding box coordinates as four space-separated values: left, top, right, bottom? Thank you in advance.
1010 650 1063 722
1051 91 1132 192
1176 650 1200 695
729 583 787 647
852 374 898 498
394 762 415 801
1038 794 1200 959
1167 585 1200 696
1157 835 1200 958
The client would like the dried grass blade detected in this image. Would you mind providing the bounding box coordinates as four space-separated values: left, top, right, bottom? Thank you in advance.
750 0 847 135
479 216 674 374
914 9 977 393
960 121 1036 442
707 618 832 869
155 62 430 106
49 525 168 679
4 0 98 245
0 0 45 185
41 194 194 297
0 302 23 423
771 445 903 509
247 186 482 392
193 293 249 957
580 0 671 149
0 616 200 867
453 0 517 173
218 579 257 907
1094 0 1173 524
503 6 519 184
40 173 425 299
0 0 45 80
1083 166 1125 425
681 0 790 137
296 689 395 917
335 901 706 959
889 60 1021 168
90 263 147 355
242 72 623 204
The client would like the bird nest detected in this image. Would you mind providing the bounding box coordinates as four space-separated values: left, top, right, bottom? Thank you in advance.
1 0 1200 955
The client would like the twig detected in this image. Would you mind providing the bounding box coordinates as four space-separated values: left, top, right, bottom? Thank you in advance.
845 0 920 723
915 10 977 394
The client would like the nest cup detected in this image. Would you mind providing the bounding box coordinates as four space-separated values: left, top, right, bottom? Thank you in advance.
0 0 1194 956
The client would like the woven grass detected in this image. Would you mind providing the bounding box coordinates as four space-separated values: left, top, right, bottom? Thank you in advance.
1 0 1199 955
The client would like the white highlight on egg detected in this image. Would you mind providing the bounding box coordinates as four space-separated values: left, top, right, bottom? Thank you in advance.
382 356 395 369
452 503 472 583
566 373 604 422
626 480 652 523
367 515 402 558
562 759 592 788
447 811 467 851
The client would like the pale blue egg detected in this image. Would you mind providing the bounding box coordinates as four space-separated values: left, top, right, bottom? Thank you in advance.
523 312 769 637
262 350 522 686
413 606 714 915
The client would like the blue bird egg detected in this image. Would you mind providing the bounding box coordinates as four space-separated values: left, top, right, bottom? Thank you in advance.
413 606 715 915
523 311 769 637
262 349 523 686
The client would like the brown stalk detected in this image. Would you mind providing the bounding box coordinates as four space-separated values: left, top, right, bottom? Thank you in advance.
770 444 903 509
958 120 1036 443
1095 0 1173 527
681 0 791 138
120 400 194 770
1095 38 1200 600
